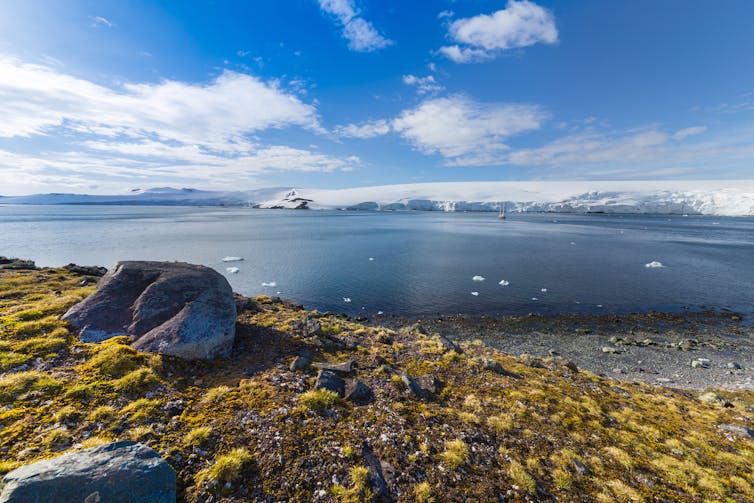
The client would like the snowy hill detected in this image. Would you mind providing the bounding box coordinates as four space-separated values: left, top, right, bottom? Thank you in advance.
2 180 753 216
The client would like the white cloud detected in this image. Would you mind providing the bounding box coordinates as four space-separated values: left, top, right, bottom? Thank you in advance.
334 120 391 139
0 55 361 194
0 55 320 147
672 126 706 140
440 0 557 63
437 10 454 19
392 95 546 165
402 74 444 95
318 0 393 52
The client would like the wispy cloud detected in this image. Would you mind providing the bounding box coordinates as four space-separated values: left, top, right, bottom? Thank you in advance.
318 0 393 52
439 0 557 63
402 74 444 95
672 126 706 140
90 16 114 28
334 120 391 139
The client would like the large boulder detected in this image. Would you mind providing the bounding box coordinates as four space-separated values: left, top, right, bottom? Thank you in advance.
62 261 236 360
0 441 176 503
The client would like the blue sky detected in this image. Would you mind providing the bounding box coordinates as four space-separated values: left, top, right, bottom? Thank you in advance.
1 0 753 195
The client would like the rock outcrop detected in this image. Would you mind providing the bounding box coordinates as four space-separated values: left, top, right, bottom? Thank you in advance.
62 261 236 360
0 441 176 503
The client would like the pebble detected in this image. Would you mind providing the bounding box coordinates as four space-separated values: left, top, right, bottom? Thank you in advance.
691 358 711 369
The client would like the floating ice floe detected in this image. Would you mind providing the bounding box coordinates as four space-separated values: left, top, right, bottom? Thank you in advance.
221 256 244 262
369 257 375 261
570 242 576 245
645 261 665 268
540 288 548 292
498 280 510 286
377 311 384 315
343 297 352 303
225 267 239 274
597 304 603 308
261 281 277 287
471 291 479 296
532 297 538 301
472 275 485 282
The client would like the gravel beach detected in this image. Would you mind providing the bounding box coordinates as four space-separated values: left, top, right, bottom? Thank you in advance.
378 310 754 391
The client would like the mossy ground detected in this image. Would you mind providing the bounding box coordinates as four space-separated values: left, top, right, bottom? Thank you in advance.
1 268 753 502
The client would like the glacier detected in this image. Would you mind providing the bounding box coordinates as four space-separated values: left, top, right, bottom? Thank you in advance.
1 180 753 216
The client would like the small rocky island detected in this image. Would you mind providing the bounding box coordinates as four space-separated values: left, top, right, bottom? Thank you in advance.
0 259 752 502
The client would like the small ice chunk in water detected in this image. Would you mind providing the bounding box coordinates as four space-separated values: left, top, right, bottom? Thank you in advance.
597 304 603 308
498 280 510 286
570 241 576 245
222 256 244 262
645 261 665 268
540 288 548 292
261 281 277 287
343 297 351 303
369 257 375 261
531 297 538 301
225 267 239 274
377 310 384 315
472 275 485 282
471 291 479 296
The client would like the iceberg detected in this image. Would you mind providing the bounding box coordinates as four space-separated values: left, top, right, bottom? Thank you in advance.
222 256 244 262
472 275 485 282
471 291 479 296
261 281 277 287
499 280 510 286
645 261 665 268
225 267 239 274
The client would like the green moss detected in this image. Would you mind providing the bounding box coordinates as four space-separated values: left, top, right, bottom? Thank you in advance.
87 405 116 422
0 370 62 402
111 367 160 393
83 343 143 378
440 439 469 470
121 398 161 423
195 448 254 487
297 389 340 413
0 351 30 371
184 426 213 447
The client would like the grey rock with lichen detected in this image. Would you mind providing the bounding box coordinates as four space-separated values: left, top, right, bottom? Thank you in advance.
0 441 175 503
62 261 236 360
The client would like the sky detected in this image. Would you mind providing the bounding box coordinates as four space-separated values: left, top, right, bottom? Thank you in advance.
1 0 753 195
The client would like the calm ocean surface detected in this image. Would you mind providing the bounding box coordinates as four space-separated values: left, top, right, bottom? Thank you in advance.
2 205 753 317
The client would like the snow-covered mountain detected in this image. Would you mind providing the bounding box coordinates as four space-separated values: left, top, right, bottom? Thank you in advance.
2 180 754 216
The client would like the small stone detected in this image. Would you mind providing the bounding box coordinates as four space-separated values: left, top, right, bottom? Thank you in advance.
727 362 742 370
520 354 545 368
290 356 311 371
400 373 426 398
691 358 711 369
573 459 590 476
699 392 732 407
344 380 374 404
718 423 754 439
312 360 355 374
314 370 345 397
602 346 620 354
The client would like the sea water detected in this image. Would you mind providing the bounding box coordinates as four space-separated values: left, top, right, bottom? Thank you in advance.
1 205 753 316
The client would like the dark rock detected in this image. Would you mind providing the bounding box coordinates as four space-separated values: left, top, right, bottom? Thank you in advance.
233 294 258 313
416 375 443 395
520 353 545 368
162 400 185 417
434 333 463 354
573 459 590 476
62 261 236 360
0 441 175 503
344 379 374 404
400 373 427 398
63 264 108 277
361 444 393 502
312 360 355 374
290 355 312 372
0 257 36 270
305 319 323 337
314 370 345 397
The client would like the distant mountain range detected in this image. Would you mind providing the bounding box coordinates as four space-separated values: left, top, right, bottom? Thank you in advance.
2 181 754 216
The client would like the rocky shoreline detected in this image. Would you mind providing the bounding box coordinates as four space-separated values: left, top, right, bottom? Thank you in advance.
377 311 754 391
